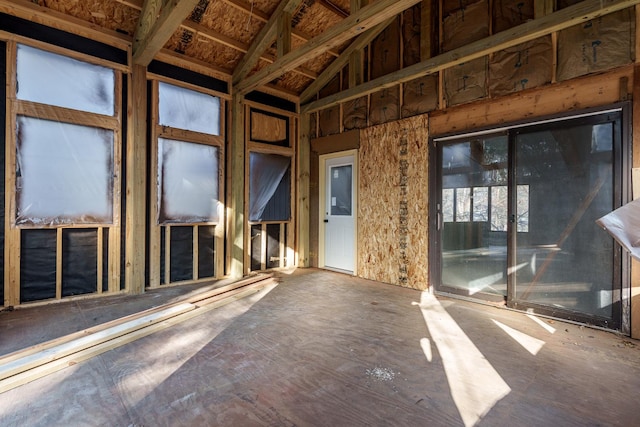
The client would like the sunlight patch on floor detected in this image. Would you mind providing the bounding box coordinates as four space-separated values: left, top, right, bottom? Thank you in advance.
417 291 511 427
492 319 546 355
526 314 556 334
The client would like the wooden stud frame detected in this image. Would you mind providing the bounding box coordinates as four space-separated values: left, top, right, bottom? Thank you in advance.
244 101 297 274
148 78 226 288
3 39 124 306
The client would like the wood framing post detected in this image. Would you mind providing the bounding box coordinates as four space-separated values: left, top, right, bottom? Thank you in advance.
297 112 311 267
277 11 292 58
229 94 245 279
125 64 147 294
420 0 433 60
349 0 363 88
630 5 640 339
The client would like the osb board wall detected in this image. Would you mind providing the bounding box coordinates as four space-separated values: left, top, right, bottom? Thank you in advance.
358 115 428 290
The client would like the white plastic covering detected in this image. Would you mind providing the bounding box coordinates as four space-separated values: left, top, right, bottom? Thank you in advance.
249 152 290 221
158 82 220 135
16 44 115 116
597 198 640 261
16 116 114 225
158 138 220 223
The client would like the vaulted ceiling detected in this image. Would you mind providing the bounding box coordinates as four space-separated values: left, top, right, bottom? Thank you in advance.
13 0 420 101
3 0 639 105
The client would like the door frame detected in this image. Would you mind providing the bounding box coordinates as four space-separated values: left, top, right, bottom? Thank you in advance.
318 149 358 274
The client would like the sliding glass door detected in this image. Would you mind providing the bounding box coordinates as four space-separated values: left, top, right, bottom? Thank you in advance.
433 109 626 329
512 114 622 326
437 134 509 302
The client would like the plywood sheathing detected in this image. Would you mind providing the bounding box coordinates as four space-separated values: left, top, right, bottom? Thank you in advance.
358 115 428 290
302 52 336 74
164 31 240 70
249 0 282 15
40 0 139 36
292 0 341 38
201 1 264 45
274 71 313 93
251 111 287 142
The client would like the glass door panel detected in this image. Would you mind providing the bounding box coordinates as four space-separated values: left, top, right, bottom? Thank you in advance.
513 120 618 323
440 135 508 299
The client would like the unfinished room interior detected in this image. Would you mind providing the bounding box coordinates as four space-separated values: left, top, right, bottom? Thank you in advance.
1 0 640 424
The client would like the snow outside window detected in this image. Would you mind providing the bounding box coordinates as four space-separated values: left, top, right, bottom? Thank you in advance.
16 44 115 116
16 117 114 225
158 138 220 224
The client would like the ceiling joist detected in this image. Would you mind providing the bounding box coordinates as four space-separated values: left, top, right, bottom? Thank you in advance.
232 0 303 85
235 0 422 95
302 0 640 113
133 0 203 65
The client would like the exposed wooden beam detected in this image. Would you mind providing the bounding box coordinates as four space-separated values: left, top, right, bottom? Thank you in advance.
300 18 394 104
534 0 555 18
229 94 245 279
118 0 317 80
232 0 304 85
317 0 349 18
236 0 422 95
220 0 340 57
0 0 131 50
277 11 292 58
302 0 640 113
261 83 301 103
180 21 317 79
125 64 148 295
133 0 203 65
420 0 433 60
348 0 364 89
297 112 311 268
155 48 232 82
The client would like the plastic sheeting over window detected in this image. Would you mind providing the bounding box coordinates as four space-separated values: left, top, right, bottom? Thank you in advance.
16 44 114 116
158 81 220 135
249 152 291 222
16 116 114 225
158 138 219 224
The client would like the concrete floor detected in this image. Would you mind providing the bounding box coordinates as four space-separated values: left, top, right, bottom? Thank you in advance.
0 268 639 426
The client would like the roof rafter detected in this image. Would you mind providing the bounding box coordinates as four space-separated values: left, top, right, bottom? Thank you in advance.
300 17 394 104
221 0 340 57
133 0 203 65
302 0 640 113
317 0 349 18
119 0 317 79
235 0 422 95
233 0 303 85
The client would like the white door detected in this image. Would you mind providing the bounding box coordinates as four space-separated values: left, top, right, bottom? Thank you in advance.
322 153 356 273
